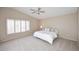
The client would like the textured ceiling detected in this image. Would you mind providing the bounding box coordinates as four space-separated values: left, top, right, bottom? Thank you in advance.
13 7 77 19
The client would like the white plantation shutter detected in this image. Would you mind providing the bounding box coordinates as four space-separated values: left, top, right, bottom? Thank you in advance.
21 20 26 32
7 19 30 34
26 21 30 31
7 19 14 34
15 20 21 33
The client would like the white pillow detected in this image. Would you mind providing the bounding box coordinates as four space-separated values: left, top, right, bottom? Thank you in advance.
41 28 50 32
50 28 54 32
51 28 58 34
41 28 45 31
44 28 50 32
54 29 58 34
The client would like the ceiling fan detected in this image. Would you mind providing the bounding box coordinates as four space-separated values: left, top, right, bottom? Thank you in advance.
30 8 45 15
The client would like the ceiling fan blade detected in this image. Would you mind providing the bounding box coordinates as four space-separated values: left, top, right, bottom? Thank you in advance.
30 8 45 15
37 12 40 15
30 9 36 14
30 9 35 12
40 11 45 13
32 11 36 14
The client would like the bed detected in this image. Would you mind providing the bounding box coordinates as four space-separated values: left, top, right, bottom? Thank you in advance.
33 30 58 45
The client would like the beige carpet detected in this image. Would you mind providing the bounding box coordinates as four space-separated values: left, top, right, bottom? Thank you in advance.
0 36 79 51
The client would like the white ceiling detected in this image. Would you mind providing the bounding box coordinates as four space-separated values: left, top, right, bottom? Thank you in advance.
13 7 77 19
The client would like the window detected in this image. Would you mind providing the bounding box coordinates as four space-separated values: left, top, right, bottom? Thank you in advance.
15 20 21 32
26 21 30 31
7 19 14 34
21 20 26 32
7 19 30 34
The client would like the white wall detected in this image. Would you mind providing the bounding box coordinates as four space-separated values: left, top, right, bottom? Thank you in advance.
78 8 79 41
40 13 78 41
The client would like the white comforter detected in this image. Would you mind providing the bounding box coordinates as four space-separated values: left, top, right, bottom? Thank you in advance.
33 31 57 44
